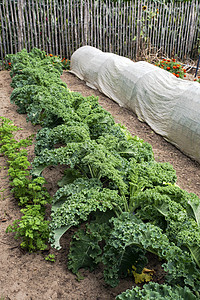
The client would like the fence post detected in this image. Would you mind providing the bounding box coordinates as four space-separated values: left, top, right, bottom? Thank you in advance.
17 0 24 51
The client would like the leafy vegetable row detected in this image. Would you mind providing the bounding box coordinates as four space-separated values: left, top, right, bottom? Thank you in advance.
7 48 200 299
0 117 51 251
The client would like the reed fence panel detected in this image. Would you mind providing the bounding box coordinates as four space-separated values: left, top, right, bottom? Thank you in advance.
0 0 199 64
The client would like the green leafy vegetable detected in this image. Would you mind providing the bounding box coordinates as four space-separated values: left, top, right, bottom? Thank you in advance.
116 282 197 300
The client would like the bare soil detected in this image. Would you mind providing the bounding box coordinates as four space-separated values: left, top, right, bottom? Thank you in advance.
0 70 200 300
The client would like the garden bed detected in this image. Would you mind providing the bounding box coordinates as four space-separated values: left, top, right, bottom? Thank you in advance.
0 69 200 300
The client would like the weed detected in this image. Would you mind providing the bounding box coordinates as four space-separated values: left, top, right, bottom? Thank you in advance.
45 254 56 262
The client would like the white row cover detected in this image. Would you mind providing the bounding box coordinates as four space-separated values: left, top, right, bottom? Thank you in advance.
70 46 200 164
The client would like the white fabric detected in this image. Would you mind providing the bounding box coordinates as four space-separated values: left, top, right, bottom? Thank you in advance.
70 46 200 164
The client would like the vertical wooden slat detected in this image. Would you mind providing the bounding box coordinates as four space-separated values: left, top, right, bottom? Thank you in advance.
109 0 111 52
119 3 123 55
143 0 148 51
80 0 84 46
21 0 27 50
35 0 41 50
0 4 7 58
76 1 80 47
156 2 162 54
98 0 101 49
179 2 186 58
116 1 121 54
90 0 93 47
4 1 13 54
49 0 54 54
99 0 102 49
17 0 24 51
59 0 64 57
131 1 136 59
24 1 30 52
66 0 71 57
136 0 141 59
13 0 20 52
166 1 173 57
32 0 37 48
39 1 45 52
76 0 81 49
184 1 194 58
114 1 118 55
70 0 74 51
149 1 154 55
177 2 183 56
63 0 68 58
94 0 97 48
184 1 191 58
125 1 128 57
74 0 78 50
27 0 34 48
127 2 131 58
56 0 62 57
126 1 130 57
108 0 111 53
53 0 58 55
171 3 178 56
122 1 125 56
187 0 196 56
152 2 156 54
165 3 171 57
112 0 116 54
2 1 9 54
46 0 51 54
88 0 91 46
191 0 200 57
8 0 17 53
180 1 189 58
102 0 106 52
110 0 113 53
95 0 98 49
163 5 169 56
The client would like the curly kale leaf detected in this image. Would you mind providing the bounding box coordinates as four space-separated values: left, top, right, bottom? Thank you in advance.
10 85 46 114
57 168 84 187
50 184 123 249
11 74 34 88
133 186 200 268
116 282 197 300
53 178 103 206
73 95 99 118
33 141 128 195
68 211 113 274
102 213 200 290
24 86 80 126
129 160 177 192
32 142 83 177
80 142 128 194
11 66 62 88
68 226 103 273
96 132 154 164
34 124 90 155
84 107 115 139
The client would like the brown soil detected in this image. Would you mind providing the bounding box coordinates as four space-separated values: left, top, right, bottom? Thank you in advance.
0 70 200 300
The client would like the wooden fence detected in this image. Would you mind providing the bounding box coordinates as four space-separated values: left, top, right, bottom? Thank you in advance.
0 0 200 64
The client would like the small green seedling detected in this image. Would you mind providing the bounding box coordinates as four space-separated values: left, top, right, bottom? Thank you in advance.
45 254 55 262
0 189 6 200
